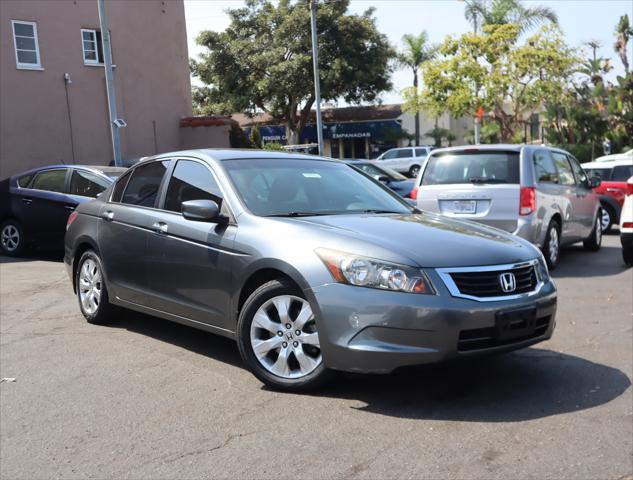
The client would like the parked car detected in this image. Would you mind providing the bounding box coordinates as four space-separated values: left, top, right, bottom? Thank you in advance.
592 148 633 163
0 165 126 256
581 159 633 232
414 145 603 269
348 160 416 198
372 146 433 178
620 176 633 266
65 150 556 391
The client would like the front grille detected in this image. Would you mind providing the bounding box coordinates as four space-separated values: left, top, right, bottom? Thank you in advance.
449 264 537 298
458 315 550 351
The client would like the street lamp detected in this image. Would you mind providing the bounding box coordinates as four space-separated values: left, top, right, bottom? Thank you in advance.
310 0 324 156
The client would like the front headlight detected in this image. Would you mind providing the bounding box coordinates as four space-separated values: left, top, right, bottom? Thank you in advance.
315 248 435 294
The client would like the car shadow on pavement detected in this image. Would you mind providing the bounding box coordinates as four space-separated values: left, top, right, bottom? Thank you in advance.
314 349 631 422
554 245 628 278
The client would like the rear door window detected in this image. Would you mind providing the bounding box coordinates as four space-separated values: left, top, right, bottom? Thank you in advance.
414 148 428 157
551 153 575 186
17 174 34 188
69 170 110 198
584 167 612 181
120 161 170 207
612 165 633 181
533 150 558 183
163 160 222 213
395 149 413 158
30 169 68 193
421 151 520 185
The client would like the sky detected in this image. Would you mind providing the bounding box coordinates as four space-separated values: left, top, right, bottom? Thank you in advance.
184 0 633 105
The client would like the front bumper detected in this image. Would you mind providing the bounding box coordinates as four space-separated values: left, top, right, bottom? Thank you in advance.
307 275 557 374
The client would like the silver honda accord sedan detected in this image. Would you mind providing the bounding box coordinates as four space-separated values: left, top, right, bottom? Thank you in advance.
64 150 557 391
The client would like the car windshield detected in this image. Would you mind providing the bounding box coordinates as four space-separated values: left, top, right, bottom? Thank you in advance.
223 158 412 217
421 151 520 185
354 163 407 181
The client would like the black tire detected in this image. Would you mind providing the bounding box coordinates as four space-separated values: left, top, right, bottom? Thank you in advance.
623 245 633 267
542 220 561 270
75 250 115 325
408 165 421 178
236 279 331 392
0 219 25 257
600 204 614 233
583 211 602 252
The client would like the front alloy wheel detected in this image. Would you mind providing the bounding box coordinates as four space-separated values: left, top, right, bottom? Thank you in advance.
76 250 114 324
409 165 420 178
600 207 612 233
543 222 561 269
237 279 330 391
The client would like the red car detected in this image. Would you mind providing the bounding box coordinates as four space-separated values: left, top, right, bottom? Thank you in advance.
582 159 633 232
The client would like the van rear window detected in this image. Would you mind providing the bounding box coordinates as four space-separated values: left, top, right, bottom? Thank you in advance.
421 151 520 185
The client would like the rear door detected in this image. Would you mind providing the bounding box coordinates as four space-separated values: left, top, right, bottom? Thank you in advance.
551 152 580 239
416 149 521 233
146 158 237 330
98 160 171 305
17 168 72 247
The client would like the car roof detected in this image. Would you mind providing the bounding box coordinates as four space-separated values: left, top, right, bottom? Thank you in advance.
581 159 633 168
147 148 335 163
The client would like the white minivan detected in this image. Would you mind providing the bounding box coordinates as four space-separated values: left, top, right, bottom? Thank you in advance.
372 146 433 178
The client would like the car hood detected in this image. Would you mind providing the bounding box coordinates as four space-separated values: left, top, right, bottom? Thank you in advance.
289 212 538 268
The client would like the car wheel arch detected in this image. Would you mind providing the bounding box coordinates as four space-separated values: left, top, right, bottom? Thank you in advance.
234 261 313 324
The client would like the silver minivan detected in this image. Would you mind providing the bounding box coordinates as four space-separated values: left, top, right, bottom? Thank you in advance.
414 145 603 268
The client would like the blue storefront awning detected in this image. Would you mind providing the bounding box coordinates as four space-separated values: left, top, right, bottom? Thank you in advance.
247 119 401 143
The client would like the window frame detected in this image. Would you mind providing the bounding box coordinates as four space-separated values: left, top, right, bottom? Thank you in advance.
11 20 42 70
80 28 101 65
69 168 110 198
532 149 559 184
551 152 576 187
118 159 172 209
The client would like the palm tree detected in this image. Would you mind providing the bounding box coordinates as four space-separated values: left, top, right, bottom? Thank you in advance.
614 14 632 74
398 31 437 146
464 0 558 34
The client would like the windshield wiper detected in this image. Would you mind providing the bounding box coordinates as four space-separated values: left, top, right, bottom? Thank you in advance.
265 212 332 217
468 176 508 184
359 209 405 214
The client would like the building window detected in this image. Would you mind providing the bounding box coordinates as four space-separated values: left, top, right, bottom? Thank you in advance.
11 20 42 69
81 28 104 65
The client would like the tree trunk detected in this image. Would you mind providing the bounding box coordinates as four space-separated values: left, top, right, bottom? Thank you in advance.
285 125 300 145
413 69 420 146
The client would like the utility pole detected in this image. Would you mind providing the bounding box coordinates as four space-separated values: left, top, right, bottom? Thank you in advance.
98 0 123 166
310 0 324 156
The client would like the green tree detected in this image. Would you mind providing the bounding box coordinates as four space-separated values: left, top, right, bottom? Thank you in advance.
397 31 437 146
249 126 262 149
614 14 632 73
406 24 577 142
464 0 557 34
191 0 394 145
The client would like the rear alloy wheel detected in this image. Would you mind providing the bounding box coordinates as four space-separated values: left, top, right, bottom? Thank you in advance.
542 221 561 270
600 206 613 233
76 250 114 325
583 213 602 251
237 279 330 391
0 220 25 257
408 165 421 178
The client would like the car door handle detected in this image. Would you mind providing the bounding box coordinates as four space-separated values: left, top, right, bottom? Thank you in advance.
152 222 168 234
64 205 76 211
101 210 114 221
21 198 32 205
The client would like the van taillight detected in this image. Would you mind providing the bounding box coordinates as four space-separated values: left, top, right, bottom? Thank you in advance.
410 186 418 200
627 182 633 196
66 210 78 230
519 187 536 215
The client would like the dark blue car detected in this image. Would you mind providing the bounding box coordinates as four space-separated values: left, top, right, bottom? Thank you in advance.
349 160 416 199
0 165 126 256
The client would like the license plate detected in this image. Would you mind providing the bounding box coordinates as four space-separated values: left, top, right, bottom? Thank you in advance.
452 200 476 214
495 307 537 341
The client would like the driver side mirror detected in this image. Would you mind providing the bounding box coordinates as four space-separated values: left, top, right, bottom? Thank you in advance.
181 199 227 223
589 177 601 189
377 175 390 184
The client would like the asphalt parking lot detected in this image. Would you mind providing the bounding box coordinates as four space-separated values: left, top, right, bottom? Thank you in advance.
1 234 631 480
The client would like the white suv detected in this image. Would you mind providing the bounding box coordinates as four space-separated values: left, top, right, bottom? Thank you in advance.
372 146 433 178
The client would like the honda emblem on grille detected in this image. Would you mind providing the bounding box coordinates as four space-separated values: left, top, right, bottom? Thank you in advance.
499 272 516 293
